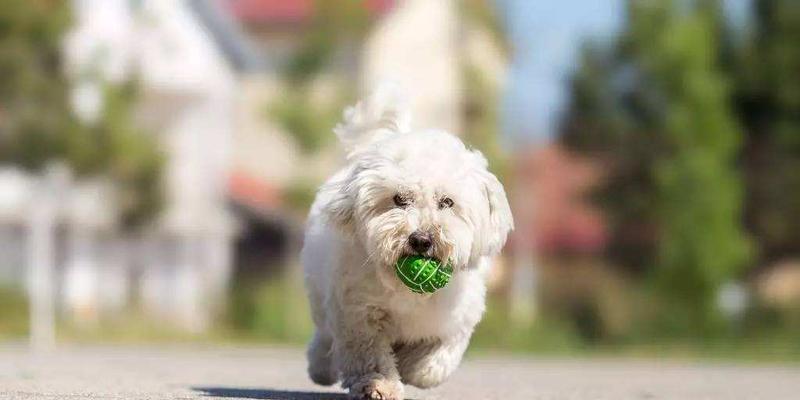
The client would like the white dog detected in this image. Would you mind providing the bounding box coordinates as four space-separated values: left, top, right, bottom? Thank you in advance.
302 84 513 400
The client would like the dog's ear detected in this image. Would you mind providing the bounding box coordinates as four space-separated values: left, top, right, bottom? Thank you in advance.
320 169 357 234
472 153 514 257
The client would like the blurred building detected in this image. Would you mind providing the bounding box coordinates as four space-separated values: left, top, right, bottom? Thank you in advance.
362 0 463 133
220 0 503 280
513 144 607 257
0 0 507 334
504 143 607 323
65 0 239 331
0 0 246 332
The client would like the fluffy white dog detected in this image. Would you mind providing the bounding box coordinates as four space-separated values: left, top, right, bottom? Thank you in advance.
302 85 513 400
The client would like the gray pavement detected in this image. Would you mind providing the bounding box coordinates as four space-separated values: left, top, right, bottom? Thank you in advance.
1 345 799 399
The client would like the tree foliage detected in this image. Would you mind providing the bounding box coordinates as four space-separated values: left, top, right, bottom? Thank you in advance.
734 0 800 265
0 0 163 228
560 0 752 330
644 1 750 322
0 0 73 168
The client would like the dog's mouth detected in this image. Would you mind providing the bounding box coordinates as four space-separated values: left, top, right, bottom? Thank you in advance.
395 254 456 272
400 244 438 260
393 254 455 294
395 237 456 270
397 252 441 264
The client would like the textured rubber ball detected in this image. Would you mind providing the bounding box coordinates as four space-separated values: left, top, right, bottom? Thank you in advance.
394 255 453 294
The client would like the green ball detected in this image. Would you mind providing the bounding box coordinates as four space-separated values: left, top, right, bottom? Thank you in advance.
394 256 453 294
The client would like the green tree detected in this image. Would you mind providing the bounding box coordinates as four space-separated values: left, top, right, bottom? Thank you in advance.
560 0 751 332
644 2 750 327
734 0 800 265
0 0 163 227
71 83 164 227
0 0 73 168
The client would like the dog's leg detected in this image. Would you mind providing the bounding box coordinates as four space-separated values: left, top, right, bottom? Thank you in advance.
333 306 404 400
307 329 337 385
394 335 469 389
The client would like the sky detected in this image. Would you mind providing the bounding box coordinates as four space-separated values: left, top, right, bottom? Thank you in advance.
498 0 624 144
498 0 751 145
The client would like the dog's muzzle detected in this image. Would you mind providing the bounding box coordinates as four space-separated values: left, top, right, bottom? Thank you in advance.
408 231 433 254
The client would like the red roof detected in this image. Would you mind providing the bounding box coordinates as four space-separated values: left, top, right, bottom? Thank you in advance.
513 144 608 255
228 170 281 210
224 0 395 24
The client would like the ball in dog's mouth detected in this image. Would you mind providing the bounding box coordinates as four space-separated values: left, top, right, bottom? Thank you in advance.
394 255 453 294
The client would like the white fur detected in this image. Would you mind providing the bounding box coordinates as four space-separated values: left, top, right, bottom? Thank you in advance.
302 85 513 400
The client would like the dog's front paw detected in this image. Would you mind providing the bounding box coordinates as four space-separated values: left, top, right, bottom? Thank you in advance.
347 374 404 400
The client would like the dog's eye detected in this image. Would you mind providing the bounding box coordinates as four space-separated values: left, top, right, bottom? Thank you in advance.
393 194 410 207
439 197 454 209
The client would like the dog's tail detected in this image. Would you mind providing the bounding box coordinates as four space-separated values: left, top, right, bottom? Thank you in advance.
334 82 410 154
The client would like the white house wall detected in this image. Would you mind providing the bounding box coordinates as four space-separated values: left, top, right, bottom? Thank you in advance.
58 0 239 330
363 0 462 134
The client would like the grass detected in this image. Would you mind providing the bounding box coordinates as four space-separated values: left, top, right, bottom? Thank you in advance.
2 280 798 364
228 274 314 345
0 286 28 340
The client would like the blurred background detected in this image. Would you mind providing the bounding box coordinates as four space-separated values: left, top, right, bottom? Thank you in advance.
0 0 798 362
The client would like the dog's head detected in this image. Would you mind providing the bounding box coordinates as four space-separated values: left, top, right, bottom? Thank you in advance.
322 126 513 272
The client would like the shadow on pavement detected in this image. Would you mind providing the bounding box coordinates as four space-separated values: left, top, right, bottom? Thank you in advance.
193 386 348 400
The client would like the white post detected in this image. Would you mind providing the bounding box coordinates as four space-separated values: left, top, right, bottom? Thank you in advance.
63 226 99 325
510 173 538 326
27 164 69 350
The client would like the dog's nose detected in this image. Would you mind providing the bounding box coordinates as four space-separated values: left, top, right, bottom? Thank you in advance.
408 231 433 253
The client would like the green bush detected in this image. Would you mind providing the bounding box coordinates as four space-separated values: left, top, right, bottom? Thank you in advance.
0 286 28 340
229 276 313 344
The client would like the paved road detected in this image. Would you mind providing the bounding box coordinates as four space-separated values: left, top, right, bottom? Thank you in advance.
1 345 799 399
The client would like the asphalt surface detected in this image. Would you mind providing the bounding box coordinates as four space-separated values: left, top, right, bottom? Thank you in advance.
1 345 799 399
